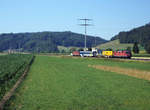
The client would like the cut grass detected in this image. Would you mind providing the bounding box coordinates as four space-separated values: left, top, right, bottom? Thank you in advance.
4 56 150 110
89 64 150 81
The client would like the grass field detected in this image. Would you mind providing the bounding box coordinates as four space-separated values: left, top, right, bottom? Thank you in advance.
4 56 150 110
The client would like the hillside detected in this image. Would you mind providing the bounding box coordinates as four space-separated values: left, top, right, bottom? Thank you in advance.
111 23 150 53
96 39 133 50
0 31 107 53
97 39 145 52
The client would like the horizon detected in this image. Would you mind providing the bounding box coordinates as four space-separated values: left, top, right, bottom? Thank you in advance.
1 0 150 40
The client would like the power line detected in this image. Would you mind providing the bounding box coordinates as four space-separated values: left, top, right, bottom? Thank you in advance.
78 18 92 51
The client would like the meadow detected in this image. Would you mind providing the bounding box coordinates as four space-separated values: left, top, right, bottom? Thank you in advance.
96 39 134 50
4 56 150 110
96 39 146 53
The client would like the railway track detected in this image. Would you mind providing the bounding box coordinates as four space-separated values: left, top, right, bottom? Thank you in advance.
68 55 150 61
131 57 150 61
106 57 150 61
90 56 150 61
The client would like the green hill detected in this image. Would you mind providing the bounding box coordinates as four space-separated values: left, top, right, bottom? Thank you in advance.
111 23 150 53
0 31 107 53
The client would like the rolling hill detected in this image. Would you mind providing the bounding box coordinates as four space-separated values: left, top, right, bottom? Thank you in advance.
0 31 107 53
111 23 150 53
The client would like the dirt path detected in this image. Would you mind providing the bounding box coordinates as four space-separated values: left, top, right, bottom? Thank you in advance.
0 67 29 110
89 65 150 81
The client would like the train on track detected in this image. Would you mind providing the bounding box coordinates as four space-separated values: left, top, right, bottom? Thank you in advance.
72 49 132 59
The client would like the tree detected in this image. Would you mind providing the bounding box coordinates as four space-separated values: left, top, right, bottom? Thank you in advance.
133 42 139 54
145 40 150 54
126 46 131 52
61 49 65 53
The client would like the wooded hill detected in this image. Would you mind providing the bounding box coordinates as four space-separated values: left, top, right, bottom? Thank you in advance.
0 31 107 53
111 23 150 53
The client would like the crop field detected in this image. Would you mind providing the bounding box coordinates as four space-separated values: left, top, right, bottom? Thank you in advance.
0 54 34 101
4 56 150 110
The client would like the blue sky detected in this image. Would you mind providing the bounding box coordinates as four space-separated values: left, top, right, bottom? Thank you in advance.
0 0 150 40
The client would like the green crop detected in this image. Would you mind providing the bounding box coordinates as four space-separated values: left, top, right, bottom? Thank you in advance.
0 54 34 100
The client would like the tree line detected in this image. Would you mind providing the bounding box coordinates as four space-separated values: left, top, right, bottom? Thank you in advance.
111 23 150 53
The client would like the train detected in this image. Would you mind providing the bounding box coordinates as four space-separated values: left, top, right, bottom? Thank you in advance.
71 51 96 57
72 49 132 58
102 50 132 58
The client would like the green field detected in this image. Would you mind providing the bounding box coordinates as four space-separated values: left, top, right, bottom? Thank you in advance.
4 56 150 110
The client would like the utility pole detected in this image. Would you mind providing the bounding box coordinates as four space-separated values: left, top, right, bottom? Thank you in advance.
9 41 11 54
95 35 97 47
18 42 21 54
79 18 92 51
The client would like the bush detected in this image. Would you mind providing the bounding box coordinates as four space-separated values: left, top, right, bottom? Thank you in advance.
133 42 139 54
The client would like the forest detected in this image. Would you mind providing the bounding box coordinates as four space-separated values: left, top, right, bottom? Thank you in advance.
0 31 107 53
111 23 150 53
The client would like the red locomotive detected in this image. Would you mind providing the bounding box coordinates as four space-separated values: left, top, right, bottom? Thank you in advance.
72 51 80 56
113 50 132 58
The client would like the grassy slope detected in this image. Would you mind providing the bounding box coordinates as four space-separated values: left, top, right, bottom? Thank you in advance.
5 56 150 110
97 39 145 51
96 39 133 50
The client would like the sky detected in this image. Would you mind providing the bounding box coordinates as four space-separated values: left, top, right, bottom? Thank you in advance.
0 0 150 40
